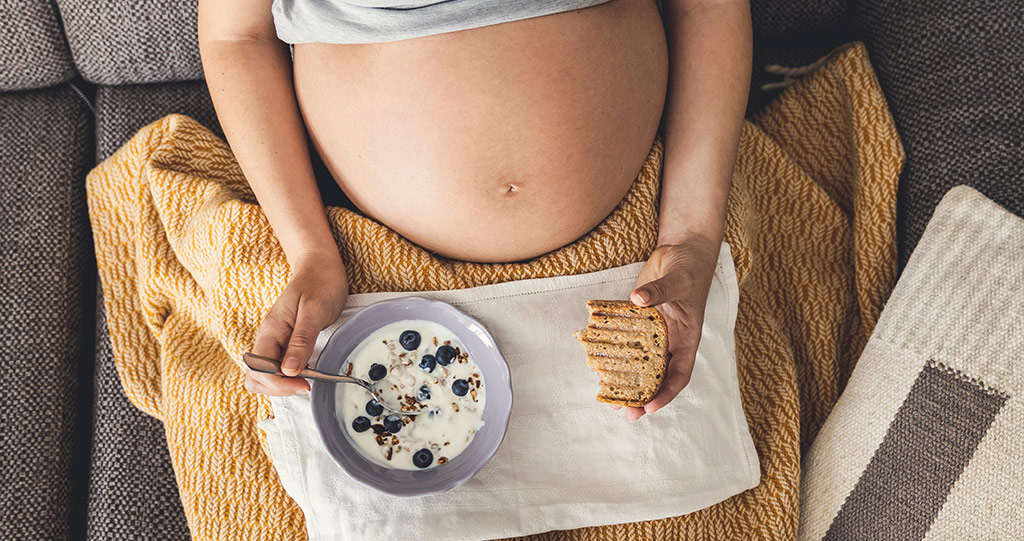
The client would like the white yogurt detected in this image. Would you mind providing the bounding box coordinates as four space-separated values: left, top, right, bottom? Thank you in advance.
337 319 486 470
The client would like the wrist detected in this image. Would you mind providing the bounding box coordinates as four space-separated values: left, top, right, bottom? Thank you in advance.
289 248 346 277
657 172 729 248
657 217 724 248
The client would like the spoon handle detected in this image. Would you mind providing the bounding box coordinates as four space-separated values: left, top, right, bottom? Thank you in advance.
242 352 364 384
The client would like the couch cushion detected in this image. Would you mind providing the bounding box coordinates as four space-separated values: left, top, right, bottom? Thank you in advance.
55 0 202 85
0 86 92 540
88 288 191 540
853 0 1024 267
86 79 363 537
86 80 225 539
93 80 354 208
95 81 222 161
0 0 76 90
798 187 1023 540
54 0 849 85
750 0 851 41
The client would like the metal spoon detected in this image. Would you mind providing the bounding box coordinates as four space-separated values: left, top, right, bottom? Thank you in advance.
243 352 417 416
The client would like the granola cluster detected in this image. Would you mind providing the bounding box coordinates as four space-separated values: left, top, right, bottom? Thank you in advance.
340 322 487 470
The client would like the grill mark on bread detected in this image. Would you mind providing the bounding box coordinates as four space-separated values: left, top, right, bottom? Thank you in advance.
575 300 668 407
584 357 663 376
577 341 658 361
575 327 659 348
590 310 647 319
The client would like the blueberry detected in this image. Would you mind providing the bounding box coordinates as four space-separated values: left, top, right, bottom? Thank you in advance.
418 354 436 373
416 385 431 402
413 448 433 469
365 399 384 417
436 345 456 366
383 415 403 434
368 363 387 381
452 379 469 397
351 416 371 433
400 330 421 351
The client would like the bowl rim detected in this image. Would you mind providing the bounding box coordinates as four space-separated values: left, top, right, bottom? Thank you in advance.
310 295 513 496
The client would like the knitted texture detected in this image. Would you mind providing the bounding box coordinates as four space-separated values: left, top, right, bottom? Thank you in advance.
748 44 850 116
86 81 222 540
86 41 901 540
852 0 1024 268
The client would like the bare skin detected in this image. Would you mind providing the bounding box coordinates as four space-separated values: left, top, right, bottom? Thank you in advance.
293 0 667 262
624 0 752 422
198 0 751 408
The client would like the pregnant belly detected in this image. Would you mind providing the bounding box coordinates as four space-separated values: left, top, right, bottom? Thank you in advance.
293 0 668 262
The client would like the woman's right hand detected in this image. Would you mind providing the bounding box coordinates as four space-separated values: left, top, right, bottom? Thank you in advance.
245 253 349 396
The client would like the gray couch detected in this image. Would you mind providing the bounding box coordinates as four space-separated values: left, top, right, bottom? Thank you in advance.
1 0 1020 539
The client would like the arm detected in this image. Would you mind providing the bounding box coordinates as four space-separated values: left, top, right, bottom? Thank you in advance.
198 0 339 270
626 0 752 421
657 0 752 247
199 0 348 392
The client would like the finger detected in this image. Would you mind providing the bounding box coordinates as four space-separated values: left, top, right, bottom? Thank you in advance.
631 273 692 308
246 371 309 396
644 352 695 415
245 371 310 397
625 406 646 422
251 311 289 362
281 298 325 376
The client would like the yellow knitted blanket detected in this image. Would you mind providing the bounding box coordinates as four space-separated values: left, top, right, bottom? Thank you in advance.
87 42 902 540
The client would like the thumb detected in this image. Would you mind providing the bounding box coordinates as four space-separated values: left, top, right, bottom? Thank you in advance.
281 302 326 376
633 262 697 307
631 275 674 308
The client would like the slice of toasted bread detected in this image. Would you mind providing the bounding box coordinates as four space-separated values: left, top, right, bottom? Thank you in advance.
574 300 668 407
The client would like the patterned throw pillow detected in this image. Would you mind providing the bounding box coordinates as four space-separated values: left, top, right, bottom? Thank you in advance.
798 186 1023 541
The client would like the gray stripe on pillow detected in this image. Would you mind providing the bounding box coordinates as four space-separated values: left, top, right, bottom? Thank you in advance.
823 360 1007 541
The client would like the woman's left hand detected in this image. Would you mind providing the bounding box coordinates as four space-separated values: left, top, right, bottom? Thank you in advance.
623 236 721 422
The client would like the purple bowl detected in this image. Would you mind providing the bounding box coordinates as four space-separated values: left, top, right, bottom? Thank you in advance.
311 296 513 497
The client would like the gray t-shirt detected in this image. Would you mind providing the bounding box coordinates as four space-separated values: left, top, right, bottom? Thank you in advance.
272 0 616 44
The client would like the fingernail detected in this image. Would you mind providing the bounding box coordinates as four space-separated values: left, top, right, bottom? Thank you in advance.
297 388 310 395
635 290 650 304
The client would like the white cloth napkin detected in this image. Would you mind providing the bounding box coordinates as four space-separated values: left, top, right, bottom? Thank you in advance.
259 243 759 541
